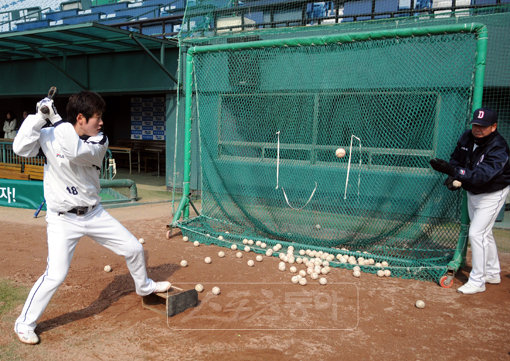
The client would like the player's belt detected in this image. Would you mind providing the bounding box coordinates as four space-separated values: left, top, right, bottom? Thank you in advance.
61 204 98 216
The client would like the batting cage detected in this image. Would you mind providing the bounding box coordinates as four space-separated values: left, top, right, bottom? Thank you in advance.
171 14 489 285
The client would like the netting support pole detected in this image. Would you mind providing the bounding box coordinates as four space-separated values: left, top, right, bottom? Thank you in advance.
445 23 488 280
171 50 194 226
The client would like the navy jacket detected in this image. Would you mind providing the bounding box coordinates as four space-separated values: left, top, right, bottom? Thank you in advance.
449 129 510 194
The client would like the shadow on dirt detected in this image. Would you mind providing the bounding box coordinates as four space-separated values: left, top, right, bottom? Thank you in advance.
37 260 179 334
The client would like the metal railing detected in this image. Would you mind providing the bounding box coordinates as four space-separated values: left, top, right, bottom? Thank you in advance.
0 140 114 180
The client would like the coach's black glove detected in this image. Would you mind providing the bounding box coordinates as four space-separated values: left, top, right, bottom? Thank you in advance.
429 158 455 177
444 176 460 191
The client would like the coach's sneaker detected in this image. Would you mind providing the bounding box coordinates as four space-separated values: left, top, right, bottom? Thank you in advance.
457 282 486 294
153 281 171 293
484 275 501 284
16 329 39 345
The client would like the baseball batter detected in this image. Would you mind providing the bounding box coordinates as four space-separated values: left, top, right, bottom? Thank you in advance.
12 91 171 345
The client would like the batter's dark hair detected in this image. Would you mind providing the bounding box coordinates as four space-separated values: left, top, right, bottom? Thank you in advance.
66 91 106 125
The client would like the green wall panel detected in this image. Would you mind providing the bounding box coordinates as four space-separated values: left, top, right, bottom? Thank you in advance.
0 48 179 96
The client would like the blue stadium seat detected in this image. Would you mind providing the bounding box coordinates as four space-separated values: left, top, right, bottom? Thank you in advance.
15 19 50 31
161 0 186 13
142 0 165 7
140 23 164 35
61 12 100 24
343 0 372 21
90 2 129 15
374 0 399 18
45 9 78 21
115 5 161 20
98 15 132 25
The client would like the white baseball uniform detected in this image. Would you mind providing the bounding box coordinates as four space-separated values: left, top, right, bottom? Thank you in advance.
466 186 509 287
12 114 157 334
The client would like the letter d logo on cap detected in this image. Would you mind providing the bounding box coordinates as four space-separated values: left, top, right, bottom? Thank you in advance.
478 110 485 119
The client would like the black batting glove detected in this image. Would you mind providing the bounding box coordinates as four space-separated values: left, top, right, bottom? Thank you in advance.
443 176 460 191
429 158 455 177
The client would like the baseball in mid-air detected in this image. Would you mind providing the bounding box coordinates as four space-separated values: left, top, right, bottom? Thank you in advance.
104 265 112 272
212 286 221 295
195 284 204 292
335 147 346 158
415 300 425 309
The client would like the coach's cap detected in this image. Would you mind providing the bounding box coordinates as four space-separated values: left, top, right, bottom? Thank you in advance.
471 108 497 126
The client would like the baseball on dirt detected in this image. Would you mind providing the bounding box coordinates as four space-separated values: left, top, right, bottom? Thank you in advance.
212 286 221 295
415 300 425 309
195 284 204 292
218 251 225 258
183 236 189 242
247 260 255 267
193 241 200 247
335 147 346 158
180 260 188 267
138 238 145 244
104 265 112 272
319 277 327 285
204 257 212 264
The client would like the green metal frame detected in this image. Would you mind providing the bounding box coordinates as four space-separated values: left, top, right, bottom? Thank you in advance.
172 23 488 281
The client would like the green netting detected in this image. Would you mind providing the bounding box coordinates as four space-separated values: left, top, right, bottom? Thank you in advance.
175 24 486 283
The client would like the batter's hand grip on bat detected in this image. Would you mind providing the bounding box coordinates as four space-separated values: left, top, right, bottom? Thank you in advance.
40 86 57 114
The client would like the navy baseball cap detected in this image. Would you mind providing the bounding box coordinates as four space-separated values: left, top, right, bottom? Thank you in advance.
471 108 497 126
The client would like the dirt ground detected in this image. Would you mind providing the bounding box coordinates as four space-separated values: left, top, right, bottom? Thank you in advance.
1 203 510 361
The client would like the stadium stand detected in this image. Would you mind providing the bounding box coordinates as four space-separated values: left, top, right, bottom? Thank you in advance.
114 4 161 20
44 8 78 21
14 18 50 30
89 1 128 15
61 12 99 24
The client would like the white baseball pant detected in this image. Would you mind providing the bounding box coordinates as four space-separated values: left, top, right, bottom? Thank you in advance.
15 205 156 333
466 185 509 287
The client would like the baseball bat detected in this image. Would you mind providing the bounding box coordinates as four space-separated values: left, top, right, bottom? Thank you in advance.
34 199 45 218
40 86 57 114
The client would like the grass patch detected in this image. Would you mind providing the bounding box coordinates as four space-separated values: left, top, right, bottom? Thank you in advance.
0 279 28 317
